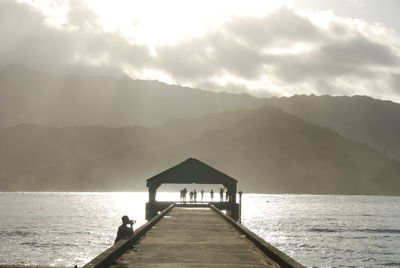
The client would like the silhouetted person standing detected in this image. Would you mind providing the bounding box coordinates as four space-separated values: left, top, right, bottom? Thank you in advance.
210 189 214 201
189 191 194 203
220 187 225 202
115 215 135 244
226 188 231 202
200 190 204 202
183 188 187 203
193 190 197 203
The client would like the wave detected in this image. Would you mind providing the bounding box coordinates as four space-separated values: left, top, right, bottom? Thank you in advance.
308 228 400 234
356 229 400 234
58 231 92 235
1 229 93 238
0 230 36 237
381 263 400 267
308 228 341 233
21 241 76 248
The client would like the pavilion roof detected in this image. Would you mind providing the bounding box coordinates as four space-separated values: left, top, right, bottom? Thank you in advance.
146 158 237 187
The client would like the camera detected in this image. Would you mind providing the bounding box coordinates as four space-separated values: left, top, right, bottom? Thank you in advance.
129 220 136 225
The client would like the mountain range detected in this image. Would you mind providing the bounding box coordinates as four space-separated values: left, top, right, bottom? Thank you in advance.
0 65 263 128
0 66 400 194
266 95 400 160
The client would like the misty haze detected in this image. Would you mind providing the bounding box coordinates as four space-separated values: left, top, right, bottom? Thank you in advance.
1 66 400 195
1 0 400 267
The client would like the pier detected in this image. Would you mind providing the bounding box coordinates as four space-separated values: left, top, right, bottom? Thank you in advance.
84 204 303 268
84 158 304 267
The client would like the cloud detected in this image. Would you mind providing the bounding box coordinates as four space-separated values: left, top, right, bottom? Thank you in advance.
225 8 325 48
318 37 398 67
154 7 400 100
1 1 400 101
153 9 326 83
390 73 400 93
155 32 265 81
67 0 98 28
267 37 398 83
0 0 151 75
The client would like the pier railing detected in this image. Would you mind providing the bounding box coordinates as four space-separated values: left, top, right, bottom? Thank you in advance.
146 200 239 220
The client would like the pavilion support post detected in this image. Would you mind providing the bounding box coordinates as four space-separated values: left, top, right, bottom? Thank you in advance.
146 183 159 220
148 184 158 203
225 182 239 221
238 191 243 223
231 203 239 221
145 202 158 220
229 182 237 203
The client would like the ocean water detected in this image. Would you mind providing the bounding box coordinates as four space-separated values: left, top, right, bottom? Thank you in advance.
0 192 399 267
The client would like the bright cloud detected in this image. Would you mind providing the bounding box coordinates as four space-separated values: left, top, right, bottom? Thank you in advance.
2 0 400 102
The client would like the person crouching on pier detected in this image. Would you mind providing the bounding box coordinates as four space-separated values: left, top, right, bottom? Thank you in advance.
115 215 135 244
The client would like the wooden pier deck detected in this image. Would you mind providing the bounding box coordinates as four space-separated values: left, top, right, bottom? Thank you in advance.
111 207 279 268
84 204 304 268
112 207 279 267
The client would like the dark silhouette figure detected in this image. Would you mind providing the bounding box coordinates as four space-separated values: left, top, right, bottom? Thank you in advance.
180 188 187 203
193 190 197 203
182 188 187 203
115 215 135 244
219 187 225 202
189 191 194 203
226 188 232 202
210 189 214 201
200 190 204 202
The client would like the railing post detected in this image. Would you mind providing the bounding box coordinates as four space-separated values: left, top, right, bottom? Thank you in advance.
238 191 243 223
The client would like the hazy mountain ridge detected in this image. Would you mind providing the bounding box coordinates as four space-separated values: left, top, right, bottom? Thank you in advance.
183 106 400 195
3 66 400 163
0 65 264 128
1 107 399 195
1 66 400 194
266 95 400 160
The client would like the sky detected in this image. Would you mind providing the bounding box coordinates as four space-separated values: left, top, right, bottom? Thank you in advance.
1 0 400 102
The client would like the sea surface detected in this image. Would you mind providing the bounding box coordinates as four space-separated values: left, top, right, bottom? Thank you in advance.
0 192 399 267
